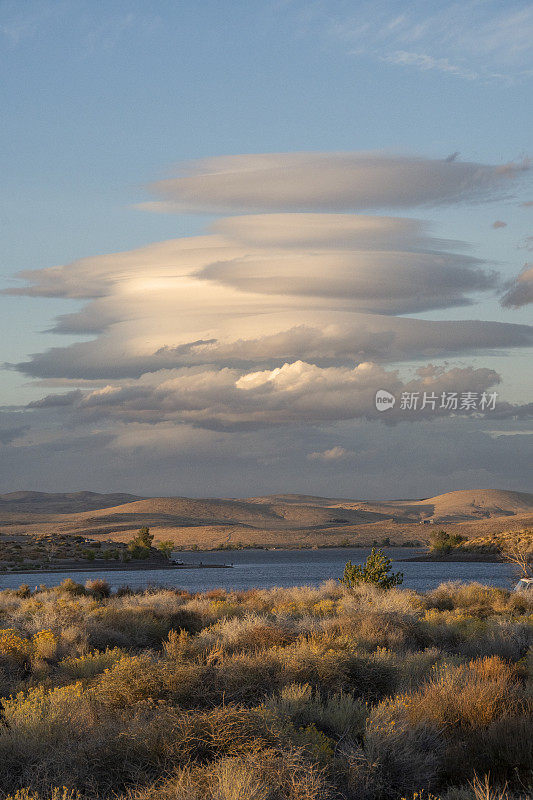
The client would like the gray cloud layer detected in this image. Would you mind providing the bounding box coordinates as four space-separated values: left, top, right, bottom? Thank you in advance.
0 408 531 498
28 361 503 430
199 251 494 313
12 314 533 380
143 152 528 214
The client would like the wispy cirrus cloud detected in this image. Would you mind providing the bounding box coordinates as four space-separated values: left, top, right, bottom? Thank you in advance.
383 51 478 81
298 1 533 82
0 1 159 54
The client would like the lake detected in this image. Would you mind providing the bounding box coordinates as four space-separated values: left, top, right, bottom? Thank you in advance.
0 548 518 593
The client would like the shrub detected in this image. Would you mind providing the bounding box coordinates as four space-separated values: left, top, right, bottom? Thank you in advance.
93 654 205 708
0 628 31 661
32 629 58 661
2 791 81 800
459 713 533 788
57 578 85 596
429 530 466 555
61 647 125 679
163 628 197 659
129 748 329 800
0 580 530 800
85 578 111 599
395 656 526 731
341 548 403 590
347 714 443 800
85 604 201 650
262 682 367 740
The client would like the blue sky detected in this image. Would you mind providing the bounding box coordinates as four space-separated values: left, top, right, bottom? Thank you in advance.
0 1 532 496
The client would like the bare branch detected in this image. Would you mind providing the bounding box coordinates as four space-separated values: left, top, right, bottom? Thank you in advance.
499 529 533 579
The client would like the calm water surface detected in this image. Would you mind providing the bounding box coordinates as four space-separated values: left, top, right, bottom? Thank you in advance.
0 548 517 593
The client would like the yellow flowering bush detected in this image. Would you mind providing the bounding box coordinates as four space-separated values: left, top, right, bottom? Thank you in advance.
312 599 337 616
272 601 302 617
61 647 124 679
3 682 87 728
2 790 81 800
0 628 32 668
32 629 58 660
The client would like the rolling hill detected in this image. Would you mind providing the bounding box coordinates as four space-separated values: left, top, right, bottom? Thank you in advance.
0 488 531 550
0 491 142 514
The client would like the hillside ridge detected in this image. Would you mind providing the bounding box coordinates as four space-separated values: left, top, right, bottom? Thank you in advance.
0 488 531 550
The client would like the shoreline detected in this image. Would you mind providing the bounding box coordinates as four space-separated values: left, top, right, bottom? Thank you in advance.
0 561 233 575
0 546 507 574
401 552 502 563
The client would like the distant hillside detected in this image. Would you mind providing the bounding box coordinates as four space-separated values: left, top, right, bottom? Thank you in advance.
411 489 533 523
0 488 531 549
0 491 143 514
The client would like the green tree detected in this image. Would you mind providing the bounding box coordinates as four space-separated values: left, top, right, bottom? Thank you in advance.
136 526 154 548
156 540 175 560
341 547 403 590
429 529 466 555
127 526 154 560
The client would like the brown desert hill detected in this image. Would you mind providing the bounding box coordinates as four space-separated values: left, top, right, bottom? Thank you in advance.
411 489 533 522
0 491 142 514
59 496 366 531
251 489 533 522
0 488 531 549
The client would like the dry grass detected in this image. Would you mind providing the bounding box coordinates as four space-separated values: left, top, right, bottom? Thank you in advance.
0 580 531 799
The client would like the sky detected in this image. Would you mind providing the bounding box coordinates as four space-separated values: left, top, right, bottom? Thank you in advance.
0 0 532 499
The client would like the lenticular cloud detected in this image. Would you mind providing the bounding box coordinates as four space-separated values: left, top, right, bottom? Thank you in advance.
4 151 533 436
142 151 528 214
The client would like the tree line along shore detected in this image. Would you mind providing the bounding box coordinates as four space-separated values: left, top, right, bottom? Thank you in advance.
1 524 531 574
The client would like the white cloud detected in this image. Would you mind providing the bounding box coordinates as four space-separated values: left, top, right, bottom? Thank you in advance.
8 205 532 384
27 360 507 430
211 213 464 250
11 312 533 380
308 446 353 461
143 152 528 214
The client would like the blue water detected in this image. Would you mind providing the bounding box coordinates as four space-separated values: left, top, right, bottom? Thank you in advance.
0 548 517 593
